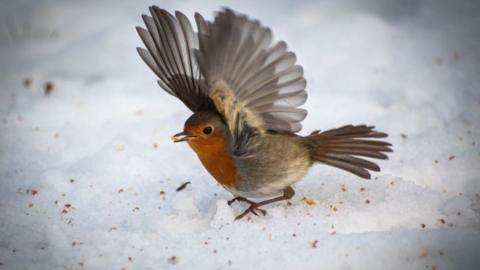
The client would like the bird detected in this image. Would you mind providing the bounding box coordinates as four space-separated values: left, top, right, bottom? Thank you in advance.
136 7 392 220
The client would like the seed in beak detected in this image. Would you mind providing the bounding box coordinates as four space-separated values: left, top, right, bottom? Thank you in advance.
171 131 196 143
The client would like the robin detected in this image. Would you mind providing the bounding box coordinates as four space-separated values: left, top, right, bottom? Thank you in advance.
137 7 392 220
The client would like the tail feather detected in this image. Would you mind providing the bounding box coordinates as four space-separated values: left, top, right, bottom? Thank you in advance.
307 125 392 179
321 142 392 152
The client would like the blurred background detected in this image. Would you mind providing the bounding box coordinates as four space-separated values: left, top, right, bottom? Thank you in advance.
1 0 479 269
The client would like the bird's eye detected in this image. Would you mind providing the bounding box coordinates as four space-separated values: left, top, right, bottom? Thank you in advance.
203 126 213 135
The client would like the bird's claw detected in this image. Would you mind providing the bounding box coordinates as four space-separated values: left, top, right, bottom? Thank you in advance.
227 197 240 206
235 203 267 220
228 196 253 206
228 196 267 220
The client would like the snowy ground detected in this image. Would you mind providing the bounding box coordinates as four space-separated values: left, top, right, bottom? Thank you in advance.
1 0 480 269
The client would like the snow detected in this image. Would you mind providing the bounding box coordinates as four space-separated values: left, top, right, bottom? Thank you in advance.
1 0 480 269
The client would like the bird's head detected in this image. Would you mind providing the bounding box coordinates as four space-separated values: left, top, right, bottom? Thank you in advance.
171 111 230 147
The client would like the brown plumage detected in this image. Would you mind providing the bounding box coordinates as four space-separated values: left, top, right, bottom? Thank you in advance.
307 125 391 179
137 7 392 220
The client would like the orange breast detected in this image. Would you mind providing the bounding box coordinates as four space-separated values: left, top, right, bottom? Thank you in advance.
188 135 240 189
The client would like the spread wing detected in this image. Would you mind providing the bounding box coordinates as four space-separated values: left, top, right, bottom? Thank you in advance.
136 7 213 112
195 9 307 155
195 9 307 133
137 7 308 156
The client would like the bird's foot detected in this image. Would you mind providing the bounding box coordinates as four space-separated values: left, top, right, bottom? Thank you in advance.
228 196 254 206
235 203 267 220
230 187 296 220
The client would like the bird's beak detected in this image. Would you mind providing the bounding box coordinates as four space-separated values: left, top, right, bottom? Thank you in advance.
171 131 196 143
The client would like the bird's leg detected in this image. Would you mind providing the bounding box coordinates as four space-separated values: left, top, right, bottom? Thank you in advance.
235 186 295 220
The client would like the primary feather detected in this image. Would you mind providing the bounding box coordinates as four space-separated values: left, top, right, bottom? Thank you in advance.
136 7 213 112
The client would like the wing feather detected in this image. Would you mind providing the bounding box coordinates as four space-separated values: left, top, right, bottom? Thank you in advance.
137 7 213 112
138 7 309 156
194 8 307 156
